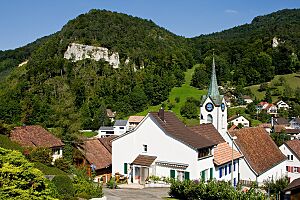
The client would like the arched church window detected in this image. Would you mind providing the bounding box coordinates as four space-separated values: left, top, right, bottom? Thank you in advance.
207 114 213 124
200 114 204 120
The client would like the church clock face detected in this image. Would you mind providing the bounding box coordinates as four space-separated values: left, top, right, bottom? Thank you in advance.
221 103 225 112
205 103 214 112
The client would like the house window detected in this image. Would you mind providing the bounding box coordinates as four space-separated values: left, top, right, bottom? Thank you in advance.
222 114 225 129
225 165 228 175
229 163 232 174
207 114 213 124
143 144 147 152
52 148 60 155
201 114 203 120
219 167 223 178
294 167 298 173
198 148 211 159
291 155 294 160
286 166 289 172
120 127 124 129
177 171 185 181
234 161 236 171
288 155 290 160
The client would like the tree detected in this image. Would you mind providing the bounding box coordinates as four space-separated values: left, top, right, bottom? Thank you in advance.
270 130 290 147
263 176 289 198
180 97 199 119
259 83 268 92
264 89 272 103
295 86 300 103
191 64 209 89
0 147 56 199
283 84 293 100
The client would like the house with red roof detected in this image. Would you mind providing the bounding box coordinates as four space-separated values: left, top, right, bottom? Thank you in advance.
10 125 64 161
229 127 286 185
280 140 300 182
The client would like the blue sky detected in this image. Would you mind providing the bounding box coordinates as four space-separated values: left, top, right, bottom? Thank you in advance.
0 0 299 50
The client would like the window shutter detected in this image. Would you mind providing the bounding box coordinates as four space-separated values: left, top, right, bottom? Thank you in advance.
298 167 300 173
210 168 213 179
219 167 223 178
291 166 294 172
170 170 175 179
184 171 190 180
124 163 128 174
201 171 205 181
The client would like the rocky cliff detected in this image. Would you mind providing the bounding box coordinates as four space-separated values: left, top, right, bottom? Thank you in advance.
64 43 120 68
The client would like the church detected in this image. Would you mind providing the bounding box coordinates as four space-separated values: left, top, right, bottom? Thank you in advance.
111 56 286 186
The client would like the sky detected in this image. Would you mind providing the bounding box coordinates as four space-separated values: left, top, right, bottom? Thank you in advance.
0 0 299 50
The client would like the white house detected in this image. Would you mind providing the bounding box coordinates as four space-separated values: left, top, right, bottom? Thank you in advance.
290 118 300 129
228 115 250 128
97 126 115 138
257 102 278 115
112 110 218 184
280 140 300 182
190 124 242 186
229 127 286 185
113 120 129 135
242 95 253 104
277 100 290 110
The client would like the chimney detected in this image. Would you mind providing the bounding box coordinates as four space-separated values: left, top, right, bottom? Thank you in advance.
158 108 164 121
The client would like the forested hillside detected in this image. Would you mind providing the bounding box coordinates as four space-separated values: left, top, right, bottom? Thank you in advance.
0 9 194 132
191 9 300 89
0 8 300 132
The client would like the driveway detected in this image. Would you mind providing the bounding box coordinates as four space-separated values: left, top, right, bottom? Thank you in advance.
103 187 170 200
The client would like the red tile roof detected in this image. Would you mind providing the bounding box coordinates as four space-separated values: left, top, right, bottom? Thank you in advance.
189 124 225 144
77 136 116 170
128 116 144 123
10 125 64 148
214 142 243 166
229 127 286 175
132 155 157 167
285 140 300 160
284 177 300 191
150 111 217 149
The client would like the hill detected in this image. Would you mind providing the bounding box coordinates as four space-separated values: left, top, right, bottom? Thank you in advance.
247 73 300 101
191 9 300 88
0 9 194 131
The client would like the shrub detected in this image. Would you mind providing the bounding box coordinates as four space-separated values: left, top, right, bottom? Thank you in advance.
169 179 266 200
52 175 74 200
54 157 71 172
107 177 117 189
175 96 180 103
29 147 53 165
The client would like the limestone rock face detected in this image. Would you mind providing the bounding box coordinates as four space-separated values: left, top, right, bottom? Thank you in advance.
64 43 120 68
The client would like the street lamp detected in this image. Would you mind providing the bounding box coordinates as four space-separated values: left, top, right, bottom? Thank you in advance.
231 135 237 187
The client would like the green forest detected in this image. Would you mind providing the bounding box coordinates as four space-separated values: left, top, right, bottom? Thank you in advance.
0 8 300 133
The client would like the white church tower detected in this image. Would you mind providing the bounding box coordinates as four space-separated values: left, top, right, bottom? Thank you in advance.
200 56 227 137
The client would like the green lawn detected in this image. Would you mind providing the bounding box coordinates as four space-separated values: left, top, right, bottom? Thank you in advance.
82 131 98 138
247 73 300 101
136 65 205 125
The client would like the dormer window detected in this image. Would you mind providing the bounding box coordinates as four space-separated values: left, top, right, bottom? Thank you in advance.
198 148 212 159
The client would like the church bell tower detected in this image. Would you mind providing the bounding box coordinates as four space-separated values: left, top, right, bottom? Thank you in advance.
200 56 227 136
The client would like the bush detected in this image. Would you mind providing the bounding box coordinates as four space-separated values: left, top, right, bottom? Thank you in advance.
175 96 180 103
29 147 53 165
52 175 74 200
54 157 71 172
71 168 103 199
107 177 117 189
169 179 266 200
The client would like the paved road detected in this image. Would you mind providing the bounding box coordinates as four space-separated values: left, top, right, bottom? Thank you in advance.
103 187 170 200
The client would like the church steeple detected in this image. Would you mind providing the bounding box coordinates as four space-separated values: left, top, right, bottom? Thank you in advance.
207 56 220 97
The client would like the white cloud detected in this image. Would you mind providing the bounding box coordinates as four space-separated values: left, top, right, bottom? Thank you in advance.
225 9 238 14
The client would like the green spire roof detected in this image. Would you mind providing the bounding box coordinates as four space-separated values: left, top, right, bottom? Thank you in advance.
207 56 220 97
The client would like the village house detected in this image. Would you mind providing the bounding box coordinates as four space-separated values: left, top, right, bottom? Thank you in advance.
228 127 286 185
190 124 242 186
283 177 300 200
76 136 117 183
112 110 218 184
257 102 278 115
97 119 129 138
241 95 253 104
276 100 290 110
106 109 116 122
97 126 114 138
128 116 144 130
272 117 290 127
10 125 64 161
290 118 300 129
228 115 250 128
280 140 300 182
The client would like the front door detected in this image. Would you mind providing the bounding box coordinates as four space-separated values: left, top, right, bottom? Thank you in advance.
140 167 149 184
